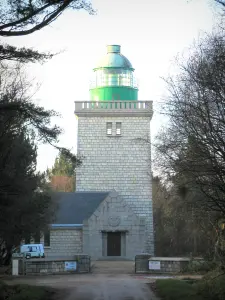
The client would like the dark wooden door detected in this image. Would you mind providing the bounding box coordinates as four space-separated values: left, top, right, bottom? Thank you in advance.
107 232 121 256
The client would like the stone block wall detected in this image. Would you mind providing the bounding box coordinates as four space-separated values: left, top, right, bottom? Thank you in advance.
76 116 154 254
23 255 90 275
135 255 191 274
41 228 82 257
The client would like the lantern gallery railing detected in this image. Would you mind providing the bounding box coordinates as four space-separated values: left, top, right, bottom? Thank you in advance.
74 101 153 111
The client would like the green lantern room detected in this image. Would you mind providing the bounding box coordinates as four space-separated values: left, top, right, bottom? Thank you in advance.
90 45 138 101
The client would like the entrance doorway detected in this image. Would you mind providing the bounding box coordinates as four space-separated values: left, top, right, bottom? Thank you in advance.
107 232 121 256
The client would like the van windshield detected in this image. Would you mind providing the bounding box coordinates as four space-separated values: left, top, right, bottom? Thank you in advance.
22 246 30 252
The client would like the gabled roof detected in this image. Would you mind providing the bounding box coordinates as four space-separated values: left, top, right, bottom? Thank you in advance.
52 192 109 225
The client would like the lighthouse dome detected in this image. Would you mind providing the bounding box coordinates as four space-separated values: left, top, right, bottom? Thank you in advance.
90 44 138 100
95 45 133 70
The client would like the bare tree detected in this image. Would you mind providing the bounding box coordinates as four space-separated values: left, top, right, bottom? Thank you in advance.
0 1 95 63
0 0 95 37
155 29 225 215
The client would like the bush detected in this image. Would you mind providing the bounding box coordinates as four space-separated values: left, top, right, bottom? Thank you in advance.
11 285 49 300
155 279 203 300
0 282 51 300
195 269 225 300
0 281 9 300
185 259 217 274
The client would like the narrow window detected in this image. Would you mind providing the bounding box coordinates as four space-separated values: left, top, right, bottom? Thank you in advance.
106 122 112 135
116 122 122 135
44 230 50 247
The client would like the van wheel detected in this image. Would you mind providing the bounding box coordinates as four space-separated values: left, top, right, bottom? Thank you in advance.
26 255 30 259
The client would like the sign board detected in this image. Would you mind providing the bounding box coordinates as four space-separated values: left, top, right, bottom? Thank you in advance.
149 261 161 270
65 261 77 271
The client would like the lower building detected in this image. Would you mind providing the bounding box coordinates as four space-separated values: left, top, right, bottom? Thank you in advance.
42 191 148 260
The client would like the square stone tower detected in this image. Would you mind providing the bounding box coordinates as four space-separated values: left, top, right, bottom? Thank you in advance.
74 45 154 255
75 101 154 254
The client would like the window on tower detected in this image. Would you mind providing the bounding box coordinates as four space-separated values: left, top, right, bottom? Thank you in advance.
106 122 112 135
116 122 122 135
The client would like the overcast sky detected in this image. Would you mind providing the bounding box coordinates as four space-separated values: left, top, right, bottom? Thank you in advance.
7 0 221 172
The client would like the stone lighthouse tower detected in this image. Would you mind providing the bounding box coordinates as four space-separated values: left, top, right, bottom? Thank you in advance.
75 45 154 258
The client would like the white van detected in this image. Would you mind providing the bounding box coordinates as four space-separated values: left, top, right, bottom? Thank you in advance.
20 244 45 259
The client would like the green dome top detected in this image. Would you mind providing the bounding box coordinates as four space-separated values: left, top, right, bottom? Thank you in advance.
94 45 134 70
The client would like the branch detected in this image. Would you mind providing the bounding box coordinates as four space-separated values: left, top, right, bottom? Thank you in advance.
0 0 82 37
0 44 54 63
0 3 51 31
215 0 225 8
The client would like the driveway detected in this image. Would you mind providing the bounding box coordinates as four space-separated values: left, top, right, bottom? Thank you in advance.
66 274 157 300
4 260 160 299
4 274 158 300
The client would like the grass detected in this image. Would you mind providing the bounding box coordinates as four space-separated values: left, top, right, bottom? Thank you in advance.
153 279 203 300
151 269 225 300
0 280 54 300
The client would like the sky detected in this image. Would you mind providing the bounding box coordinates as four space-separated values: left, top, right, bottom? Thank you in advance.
6 0 222 172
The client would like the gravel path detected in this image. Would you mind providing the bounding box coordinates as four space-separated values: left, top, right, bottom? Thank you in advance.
4 274 159 300
66 275 157 300
4 260 160 300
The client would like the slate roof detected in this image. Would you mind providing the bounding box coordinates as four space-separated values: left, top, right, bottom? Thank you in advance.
52 192 109 224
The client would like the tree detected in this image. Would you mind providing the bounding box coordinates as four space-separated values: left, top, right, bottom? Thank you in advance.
0 62 80 161
0 134 53 265
0 0 88 265
0 0 95 37
155 29 225 216
46 151 78 192
152 176 171 256
152 176 217 257
0 0 95 63
0 62 80 265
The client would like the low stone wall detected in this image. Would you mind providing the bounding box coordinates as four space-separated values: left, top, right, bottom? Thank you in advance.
135 254 190 274
135 254 151 273
19 255 90 275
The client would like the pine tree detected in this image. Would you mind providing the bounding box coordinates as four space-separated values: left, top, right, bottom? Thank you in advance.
47 151 77 192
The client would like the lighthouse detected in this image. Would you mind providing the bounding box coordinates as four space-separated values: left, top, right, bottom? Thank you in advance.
74 45 154 259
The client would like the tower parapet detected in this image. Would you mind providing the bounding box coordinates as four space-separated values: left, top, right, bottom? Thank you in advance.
74 100 153 117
